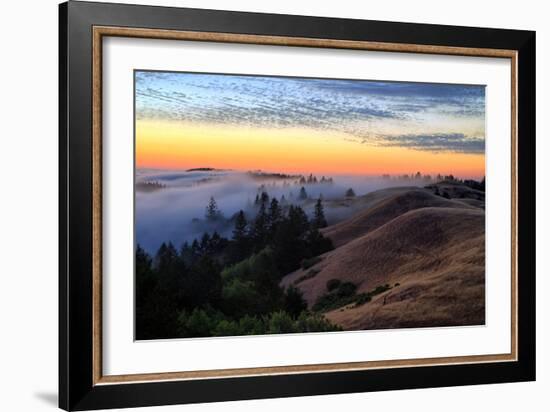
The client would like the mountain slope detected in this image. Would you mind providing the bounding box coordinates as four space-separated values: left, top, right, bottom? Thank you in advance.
321 188 475 248
281 190 485 329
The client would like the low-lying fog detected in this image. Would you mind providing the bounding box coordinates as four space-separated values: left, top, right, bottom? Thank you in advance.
135 169 427 253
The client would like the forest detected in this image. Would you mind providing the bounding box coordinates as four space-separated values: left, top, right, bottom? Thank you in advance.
135 190 340 339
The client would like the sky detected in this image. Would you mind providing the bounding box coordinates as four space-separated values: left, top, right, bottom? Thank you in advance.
135 71 485 178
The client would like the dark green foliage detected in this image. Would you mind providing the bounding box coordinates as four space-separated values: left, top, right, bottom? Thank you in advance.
353 293 372 307
312 281 358 312
345 188 356 197
251 201 269 249
136 194 339 339
177 308 340 337
312 197 328 228
185 256 223 308
326 278 341 292
229 210 250 262
284 286 308 318
305 228 334 257
205 196 222 220
221 248 283 315
371 284 392 296
267 198 282 233
463 177 485 192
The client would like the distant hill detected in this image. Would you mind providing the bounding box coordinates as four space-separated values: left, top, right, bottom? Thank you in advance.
186 167 225 172
321 188 477 248
281 185 485 329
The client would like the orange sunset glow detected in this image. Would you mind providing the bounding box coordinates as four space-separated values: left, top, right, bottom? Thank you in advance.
136 120 484 178
135 71 485 179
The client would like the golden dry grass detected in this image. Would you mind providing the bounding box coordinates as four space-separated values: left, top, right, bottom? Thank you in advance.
281 187 485 329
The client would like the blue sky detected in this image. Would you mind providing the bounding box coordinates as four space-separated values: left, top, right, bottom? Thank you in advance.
135 71 485 154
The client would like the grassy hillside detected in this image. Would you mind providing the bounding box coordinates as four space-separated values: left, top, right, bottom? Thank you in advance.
281 185 485 330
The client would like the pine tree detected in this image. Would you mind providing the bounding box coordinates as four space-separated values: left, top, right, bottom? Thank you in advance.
268 198 282 231
298 186 308 200
252 201 268 248
232 210 248 241
260 191 270 205
229 210 249 263
313 197 328 228
345 188 356 198
205 196 221 221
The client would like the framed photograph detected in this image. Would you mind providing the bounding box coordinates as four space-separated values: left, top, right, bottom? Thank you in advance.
59 1 536 410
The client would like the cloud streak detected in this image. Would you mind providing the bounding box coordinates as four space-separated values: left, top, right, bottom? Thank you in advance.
374 133 485 153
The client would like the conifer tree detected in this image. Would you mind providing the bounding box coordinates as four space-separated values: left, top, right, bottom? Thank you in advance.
313 197 328 228
232 210 248 241
268 198 282 231
345 187 356 198
205 196 221 220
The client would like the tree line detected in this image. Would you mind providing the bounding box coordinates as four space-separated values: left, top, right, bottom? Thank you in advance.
136 191 338 339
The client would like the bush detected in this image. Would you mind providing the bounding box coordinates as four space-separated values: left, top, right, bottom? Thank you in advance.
371 284 391 296
353 293 372 307
177 308 225 338
312 281 358 312
326 279 341 292
284 286 308 318
337 282 357 297
221 277 262 318
267 311 298 334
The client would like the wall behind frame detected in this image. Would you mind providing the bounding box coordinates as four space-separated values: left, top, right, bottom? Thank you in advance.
0 1 546 412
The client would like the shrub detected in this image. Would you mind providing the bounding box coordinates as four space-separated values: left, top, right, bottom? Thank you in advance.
284 286 308 318
326 278 341 292
266 311 298 334
371 284 391 296
312 281 358 312
353 293 372 307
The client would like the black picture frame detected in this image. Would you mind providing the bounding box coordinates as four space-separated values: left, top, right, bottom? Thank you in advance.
59 1 536 410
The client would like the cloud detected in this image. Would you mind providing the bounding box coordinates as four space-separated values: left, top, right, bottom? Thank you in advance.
374 133 484 154
135 71 485 152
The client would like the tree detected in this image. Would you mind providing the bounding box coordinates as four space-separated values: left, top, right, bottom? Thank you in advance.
268 198 282 232
284 286 308 318
288 205 310 235
229 210 249 262
260 191 270 206
306 228 334 256
186 256 222 308
345 187 356 197
251 201 268 249
298 186 308 200
205 196 221 221
312 197 328 228
232 210 248 241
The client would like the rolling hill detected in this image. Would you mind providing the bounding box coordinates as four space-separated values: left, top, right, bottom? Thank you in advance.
281 184 485 330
